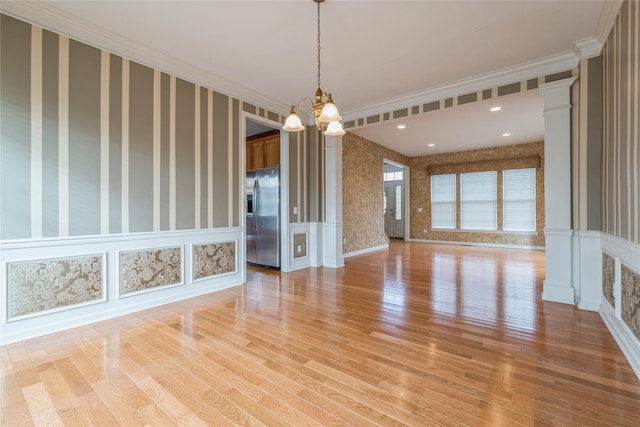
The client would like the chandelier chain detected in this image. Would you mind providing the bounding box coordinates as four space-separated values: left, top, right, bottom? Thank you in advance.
317 0 321 88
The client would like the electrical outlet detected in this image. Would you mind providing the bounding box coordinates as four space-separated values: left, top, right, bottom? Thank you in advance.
418 207 423 212
343 238 346 244
423 229 427 233
297 244 302 253
293 206 298 215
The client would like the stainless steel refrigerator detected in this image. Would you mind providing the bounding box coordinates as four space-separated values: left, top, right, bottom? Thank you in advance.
246 167 280 268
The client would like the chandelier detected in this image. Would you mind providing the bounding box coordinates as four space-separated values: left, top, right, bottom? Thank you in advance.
282 0 345 136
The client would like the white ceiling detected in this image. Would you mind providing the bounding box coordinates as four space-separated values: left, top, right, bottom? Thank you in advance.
2 1 618 156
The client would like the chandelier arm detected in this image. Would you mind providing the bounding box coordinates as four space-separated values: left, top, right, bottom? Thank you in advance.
284 0 341 134
293 97 315 113
317 0 321 89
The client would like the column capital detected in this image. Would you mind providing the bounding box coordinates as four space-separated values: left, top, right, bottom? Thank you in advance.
539 76 578 93
539 77 578 111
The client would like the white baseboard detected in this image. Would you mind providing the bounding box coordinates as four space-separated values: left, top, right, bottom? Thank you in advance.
600 298 640 380
343 243 389 259
408 238 544 251
1 279 241 346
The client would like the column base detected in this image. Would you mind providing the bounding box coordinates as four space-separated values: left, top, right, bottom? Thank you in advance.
543 228 575 305
542 279 576 304
322 221 344 269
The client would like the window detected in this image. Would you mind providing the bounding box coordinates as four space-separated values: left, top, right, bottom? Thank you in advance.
395 185 402 220
430 168 537 233
503 168 536 231
431 174 456 228
384 171 403 182
461 171 497 230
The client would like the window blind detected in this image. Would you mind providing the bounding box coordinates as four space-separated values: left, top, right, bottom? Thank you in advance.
503 168 536 231
461 171 497 230
431 174 456 228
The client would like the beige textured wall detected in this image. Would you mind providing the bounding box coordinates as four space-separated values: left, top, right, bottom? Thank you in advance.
342 133 409 254
409 141 545 246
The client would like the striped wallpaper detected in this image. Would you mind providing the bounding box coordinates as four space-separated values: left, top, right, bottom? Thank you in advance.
0 14 319 241
602 0 640 244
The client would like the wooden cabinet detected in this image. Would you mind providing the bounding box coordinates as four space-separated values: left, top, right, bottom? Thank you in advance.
246 131 280 171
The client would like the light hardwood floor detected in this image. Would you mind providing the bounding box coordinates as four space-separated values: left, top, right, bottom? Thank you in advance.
2 241 639 426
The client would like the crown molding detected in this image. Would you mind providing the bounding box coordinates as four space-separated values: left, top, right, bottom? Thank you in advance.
594 0 623 46
341 51 578 122
572 37 602 60
0 1 290 117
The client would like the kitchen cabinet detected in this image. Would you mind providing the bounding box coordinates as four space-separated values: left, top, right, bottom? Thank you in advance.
247 131 280 171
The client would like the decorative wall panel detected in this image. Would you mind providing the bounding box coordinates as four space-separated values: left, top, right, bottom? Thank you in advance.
621 264 640 340
293 233 307 259
120 247 182 295
193 241 236 280
8 255 104 319
603 253 615 307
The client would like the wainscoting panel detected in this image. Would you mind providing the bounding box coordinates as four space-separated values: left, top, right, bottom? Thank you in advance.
600 232 640 379
7 253 106 320
192 241 236 281
289 223 311 271
293 233 307 259
119 246 183 297
0 227 244 344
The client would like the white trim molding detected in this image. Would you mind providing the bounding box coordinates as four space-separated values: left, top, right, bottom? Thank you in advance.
601 298 640 380
289 222 311 272
0 228 244 345
344 244 389 259
409 239 544 251
342 51 579 122
599 232 640 380
594 0 624 46
571 37 602 60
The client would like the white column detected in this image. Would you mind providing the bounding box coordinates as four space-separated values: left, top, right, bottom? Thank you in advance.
323 135 344 268
539 77 577 304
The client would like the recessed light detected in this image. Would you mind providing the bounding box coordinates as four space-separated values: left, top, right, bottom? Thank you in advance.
502 132 511 137
490 106 502 112
397 125 406 129
427 143 435 147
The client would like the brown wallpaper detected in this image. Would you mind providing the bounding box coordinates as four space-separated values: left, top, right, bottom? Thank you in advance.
342 133 409 254
603 253 616 307
621 264 640 340
342 134 545 252
409 142 545 246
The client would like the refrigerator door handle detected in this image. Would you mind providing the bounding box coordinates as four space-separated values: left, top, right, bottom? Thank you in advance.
253 178 259 232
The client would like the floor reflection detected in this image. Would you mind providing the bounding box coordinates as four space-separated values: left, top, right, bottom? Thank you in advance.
429 245 540 333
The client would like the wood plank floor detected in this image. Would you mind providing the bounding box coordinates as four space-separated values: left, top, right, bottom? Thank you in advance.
2 241 639 426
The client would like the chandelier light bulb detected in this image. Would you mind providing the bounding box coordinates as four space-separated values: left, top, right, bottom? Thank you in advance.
283 107 305 132
282 0 343 134
324 120 346 136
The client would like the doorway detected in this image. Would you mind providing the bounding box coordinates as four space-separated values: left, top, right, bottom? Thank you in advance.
383 161 408 239
244 115 287 272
